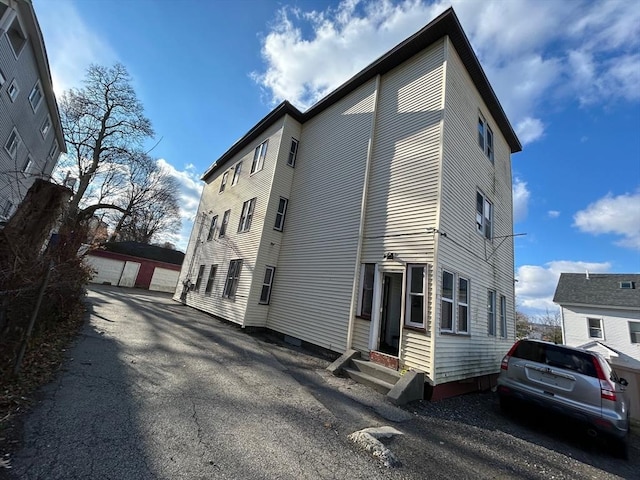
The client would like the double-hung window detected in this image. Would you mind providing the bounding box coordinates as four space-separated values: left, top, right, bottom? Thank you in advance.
206 215 218 241
219 209 230 237
405 265 426 328
7 79 18 102
238 198 256 233
274 197 288 231
28 82 43 112
288 138 299 167
251 140 268 174
48 140 59 159
499 295 507 338
219 171 229 193
41 116 51 138
205 265 217 295
23 156 32 173
259 266 276 304
231 161 242 186
223 259 242 299
487 290 497 336
588 318 603 339
5 128 20 159
478 114 494 162
440 270 469 334
358 264 375 319
194 265 205 292
629 322 640 344
476 191 493 239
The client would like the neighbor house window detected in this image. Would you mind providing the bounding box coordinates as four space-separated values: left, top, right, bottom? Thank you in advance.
358 263 375 319
222 259 242 299
205 265 217 295
620 281 635 289
206 215 218 241
7 79 18 102
287 138 299 167
231 161 242 186
588 318 603 339
251 139 268 174
478 114 494 162
630 322 640 344
238 198 256 232
219 209 230 237
274 197 288 231
219 171 229 193
441 270 469 334
23 156 32 173
406 265 426 328
487 290 497 336
28 82 43 111
5 128 20 159
41 116 51 138
194 265 205 292
259 266 276 304
499 295 507 338
476 191 493 239
7 16 27 57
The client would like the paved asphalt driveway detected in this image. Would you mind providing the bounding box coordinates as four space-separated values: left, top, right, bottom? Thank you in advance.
5 285 639 479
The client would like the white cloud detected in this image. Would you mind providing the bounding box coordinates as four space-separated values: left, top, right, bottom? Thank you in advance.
512 178 529 223
516 260 611 314
156 159 203 251
573 190 640 250
33 0 118 96
547 210 560 219
252 0 639 143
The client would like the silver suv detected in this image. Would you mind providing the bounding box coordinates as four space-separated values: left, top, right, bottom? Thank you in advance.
497 339 630 455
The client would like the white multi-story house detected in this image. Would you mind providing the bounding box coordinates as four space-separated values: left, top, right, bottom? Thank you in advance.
175 8 522 400
555 273 640 369
0 0 65 223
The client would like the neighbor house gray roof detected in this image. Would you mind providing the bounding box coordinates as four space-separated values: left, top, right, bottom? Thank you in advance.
553 273 640 310
202 7 521 182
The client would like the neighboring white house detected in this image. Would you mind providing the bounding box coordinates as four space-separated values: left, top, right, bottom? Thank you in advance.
0 0 65 223
554 273 640 369
175 8 522 399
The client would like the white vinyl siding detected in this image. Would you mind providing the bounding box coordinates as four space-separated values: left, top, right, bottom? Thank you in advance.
434 37 516 383
266 80 377 352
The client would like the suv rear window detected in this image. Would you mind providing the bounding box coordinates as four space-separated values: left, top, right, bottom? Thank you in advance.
513 341 597 378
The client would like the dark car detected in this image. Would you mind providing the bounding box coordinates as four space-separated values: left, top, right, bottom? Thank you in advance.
497 339 630 456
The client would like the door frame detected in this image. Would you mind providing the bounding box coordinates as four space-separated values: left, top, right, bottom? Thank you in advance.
368 265 406 357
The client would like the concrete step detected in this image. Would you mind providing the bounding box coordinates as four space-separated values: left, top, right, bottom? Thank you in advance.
351 358 401 385
344 367 395 395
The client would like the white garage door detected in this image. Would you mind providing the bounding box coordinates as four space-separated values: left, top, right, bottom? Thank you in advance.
85 256 125 285
149 267 179 293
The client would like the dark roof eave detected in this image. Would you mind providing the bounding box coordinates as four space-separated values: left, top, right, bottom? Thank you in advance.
202 8 521 181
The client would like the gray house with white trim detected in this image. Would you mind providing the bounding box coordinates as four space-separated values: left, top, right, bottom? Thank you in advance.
175 8 521 400
0 0 65 223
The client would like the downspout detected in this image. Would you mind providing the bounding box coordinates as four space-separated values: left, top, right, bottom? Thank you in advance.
346 75 381 351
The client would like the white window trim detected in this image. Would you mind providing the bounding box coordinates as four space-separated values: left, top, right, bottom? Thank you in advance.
440 269 470 334
274 197 288 231
205 265 218 295
476 190 493 240
629 321 640 344
231 161 242 186
219 171 229 193
219 209 230 237
194 264 206 292
238 198 256 233
206 215 218 241
487 290 497 336
23 155 32 174
41 115 51 138
250 140 268 174
0 68 5 86
28 81 43 112
499 295 507 338
405 264 427 329
222 259 243 299
287 138 299 167
258 266 276 305
357 263 375 319
587 317 604 340
7 79 18 102
7 14 27 59
478 113 494 163
5 128 20 159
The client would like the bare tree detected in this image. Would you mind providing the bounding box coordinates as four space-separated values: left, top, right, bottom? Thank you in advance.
537 309 563 344
58 63 154 221
108 157 181 244
516 310 530 339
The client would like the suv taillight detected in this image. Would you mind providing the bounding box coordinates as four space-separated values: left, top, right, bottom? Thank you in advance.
501 341 520 371
592 356 616 401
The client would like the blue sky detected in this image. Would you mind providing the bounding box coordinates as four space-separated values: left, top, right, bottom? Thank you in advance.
34 0 639 315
